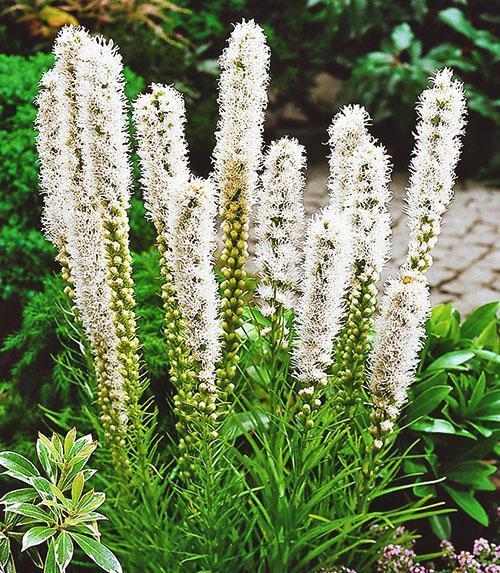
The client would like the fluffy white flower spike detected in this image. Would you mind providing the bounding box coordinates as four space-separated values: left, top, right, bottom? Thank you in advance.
37 27 140 465
404 69 467 274
213 19 270 212
171 177 221 390
369 273 431 429
328 105 392 401
133 84 190 235
293 206 353 425
215 19 270 395
255 137 306 316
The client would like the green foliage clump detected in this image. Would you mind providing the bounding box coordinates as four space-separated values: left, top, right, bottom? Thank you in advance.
401 301 499 540
0 429 121 573
339 5 499 179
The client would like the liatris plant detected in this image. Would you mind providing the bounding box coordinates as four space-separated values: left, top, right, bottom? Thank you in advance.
36 27 142 471
31 20 470 573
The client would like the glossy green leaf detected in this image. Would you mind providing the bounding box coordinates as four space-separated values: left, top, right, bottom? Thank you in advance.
5 502 52 522
0 452 40 484
55 531 74 571
461 301 499 340
406 385 451 422
411 418 456 434
44 539 57 573
71 472 85 505
447 461 496 486
443 486 488 525
0 488 38 504
0 537 11 568
22 527 55 551
427 350 474 372
70 533 122 573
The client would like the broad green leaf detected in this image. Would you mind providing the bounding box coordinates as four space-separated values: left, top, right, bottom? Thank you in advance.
31 477 56 501
443 486 489 525
447 461 496 487
70 533 122 573
427 350 474 372
0 488 38 504
391 23 414 52
461 301 499 340
473 349 500 365
44 539 57 573
411 418 456 434
22 527 55 551
406 385 451 422
72 472 85 505
55 531 74 571
476 320 499 351
429 514 451 540
64 429 77 457
77 491 105 514
5 502 52 522
0 452 40 484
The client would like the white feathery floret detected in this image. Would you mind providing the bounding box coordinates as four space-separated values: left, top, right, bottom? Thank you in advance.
293 206 353 390
73 34 132 207
171 177 221 387
133 84 190 233
369 273 431 415
213 19 270 211
328 105 392 278
404 68 467 273
36 68 69 249
255 137 306 316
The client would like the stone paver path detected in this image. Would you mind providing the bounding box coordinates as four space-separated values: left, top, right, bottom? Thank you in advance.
303 165 499 315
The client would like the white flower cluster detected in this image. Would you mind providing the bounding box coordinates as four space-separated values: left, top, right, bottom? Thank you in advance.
404 68 467 274
328 105 392 278
293 206 352 395
255 137 306 316
133 84 190 234
213 19 270 211
171 178 221 388
369 273 430 417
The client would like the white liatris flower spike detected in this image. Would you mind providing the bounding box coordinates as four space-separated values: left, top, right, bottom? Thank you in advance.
171 177 222 429
214 19 270 395
369 272 431 438
404 68 466 275
328 106 392 402
133 83 190 236
255 137 306 317
293 206 353 426
133 83 196 436
36 27 141 466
